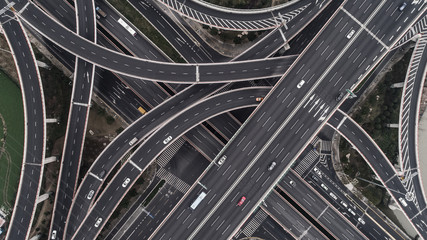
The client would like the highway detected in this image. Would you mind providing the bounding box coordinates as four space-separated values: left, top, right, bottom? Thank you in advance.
128 0 227 63
157 0 316 31
34 0 236 163
148 1 426 239
33 0 158 122
2 11 46 240
49 0 97 238
262 190 327 239
398 22 427 211
62 0 302 233
4 0 426 238
328 109 427 237
61 0 327 233
64 83 225 238
18 2 292 83
70 87 270 239
279 170 366 239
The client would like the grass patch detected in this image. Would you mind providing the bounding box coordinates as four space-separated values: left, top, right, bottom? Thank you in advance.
142 179 165 207
33 45 72 158
352 48 413 163
339 48 413 207
0 70 24 213
108 0 185 63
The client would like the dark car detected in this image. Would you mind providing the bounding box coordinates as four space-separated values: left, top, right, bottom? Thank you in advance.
399 2 407 11
336 92 345 101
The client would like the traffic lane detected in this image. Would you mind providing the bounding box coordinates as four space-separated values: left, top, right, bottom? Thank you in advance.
40 0 172 107
331 117 418 217
31 0 148 122
95 0 170 62
76 0 96 41
171 3 404 236
150 2 411 237
124 184 183 240
234 0 333 61
188 108 326 238
72 59 94 103
366 1 425 47
50 105 90 237
96 34 169 108
35 0 76 30
263 191 326 239
128 88 270 169
196 2 422 238
130 0 213 63
405 45 427 210
197 55 295 82
167 9 230 62
250 215 296 240
280 172 328 217
65 83 222 235
343 0 378 23
7 165 42 239
169 0 312 22
319 208 366 240
206 113 242 141
193 106 366 239
310 165 390 240
3 17 45 240
283 171 367 240
153 40 347 236
73 163 140 240
234 28 285 61
185 127 223 160
411 211 427 234
72 88 266 239
20 3 294 83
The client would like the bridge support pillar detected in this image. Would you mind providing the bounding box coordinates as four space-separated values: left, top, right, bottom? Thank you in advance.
36 193 51 204
29 234 41 240
44 156 57 164
390 82 405 88
46 118 58 123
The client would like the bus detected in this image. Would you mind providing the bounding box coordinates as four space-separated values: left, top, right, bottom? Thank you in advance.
138 106 146 114
118 18 137 36
190 192 206 210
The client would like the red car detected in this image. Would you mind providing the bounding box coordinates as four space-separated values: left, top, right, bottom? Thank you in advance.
237 196 246 206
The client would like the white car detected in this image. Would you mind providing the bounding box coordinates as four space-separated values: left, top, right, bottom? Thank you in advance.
289 180 296 187
358 217 366 225
399 197 408 207
321 183 328 191
87 190 94 200
268 161 277 171
122 178 131 187
340 200 348 208
51 230 57 239
348 208 356 216
346 29 355 39
163 135 173 144
329 192 337 200
297 80 305 89
217 155 227 165
94 217 103 227
313 167 322 177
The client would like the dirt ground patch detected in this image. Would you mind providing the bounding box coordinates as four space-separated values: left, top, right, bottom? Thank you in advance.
0 33 18 82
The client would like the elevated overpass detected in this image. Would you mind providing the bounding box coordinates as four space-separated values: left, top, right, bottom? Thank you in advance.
328 110 427 236
3 11 46 240
48 0 97 238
